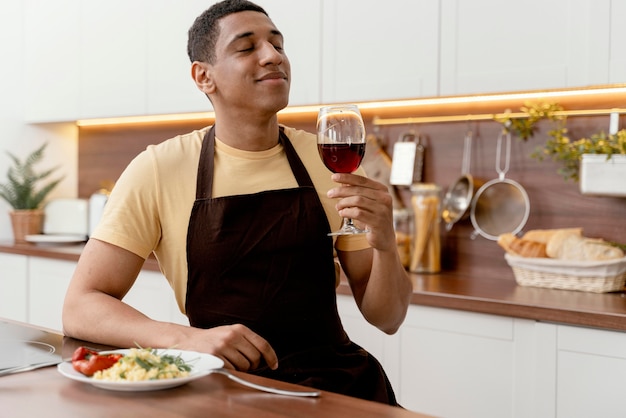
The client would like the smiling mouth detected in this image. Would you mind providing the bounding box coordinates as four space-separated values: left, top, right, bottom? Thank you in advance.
258 72 287 82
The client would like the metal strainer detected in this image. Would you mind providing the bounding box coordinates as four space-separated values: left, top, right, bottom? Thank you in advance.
470 131 530 240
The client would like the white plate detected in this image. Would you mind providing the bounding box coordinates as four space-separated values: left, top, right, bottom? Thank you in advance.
24 234 87 244
57 349 224 391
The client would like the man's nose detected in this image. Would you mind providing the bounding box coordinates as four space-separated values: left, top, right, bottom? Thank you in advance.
259 42 283 65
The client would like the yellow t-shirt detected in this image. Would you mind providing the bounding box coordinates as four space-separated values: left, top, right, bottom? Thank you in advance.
92 125 369 313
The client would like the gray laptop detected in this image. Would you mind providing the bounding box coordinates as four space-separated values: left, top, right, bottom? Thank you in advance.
0 320 64 371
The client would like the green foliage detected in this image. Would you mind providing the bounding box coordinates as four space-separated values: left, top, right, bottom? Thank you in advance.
495 102 626 182
0 142 64 210
532 128 626 181
496 102 566 140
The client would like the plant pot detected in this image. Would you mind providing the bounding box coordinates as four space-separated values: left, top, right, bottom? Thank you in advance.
579 154 626 197
10 209 44 243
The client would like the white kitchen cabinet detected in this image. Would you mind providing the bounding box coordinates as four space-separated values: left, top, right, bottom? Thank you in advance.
321 0 440 103
23 256 187 332
122 269 189 326
145 1 214 116
79 1 147 119
0 253 28 322
23 0 321 122
145 0 323 113
439 0 613 95
28 257 75 332
336 294 401 392
337 297 626 417
262 0 322 106
21 0 623 122
398 305 539 418
609 1 626 83
22 0 81 123
145 0 324 113
554 324 626 418
23 0 146 121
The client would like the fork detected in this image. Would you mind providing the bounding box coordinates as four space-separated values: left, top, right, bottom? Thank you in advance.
210 368 321 397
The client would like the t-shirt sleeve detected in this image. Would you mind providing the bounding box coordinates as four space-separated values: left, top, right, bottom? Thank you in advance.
91 147 161 259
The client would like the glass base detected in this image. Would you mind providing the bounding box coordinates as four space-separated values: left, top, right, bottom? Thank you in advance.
328 219 369 236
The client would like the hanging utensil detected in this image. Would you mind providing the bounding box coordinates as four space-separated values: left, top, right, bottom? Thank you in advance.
470 130 530 240
361 133 404 209
441 130 481 231
389 130 425 186
413 134 425 183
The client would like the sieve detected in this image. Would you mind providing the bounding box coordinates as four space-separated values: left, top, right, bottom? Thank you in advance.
470 130 530 240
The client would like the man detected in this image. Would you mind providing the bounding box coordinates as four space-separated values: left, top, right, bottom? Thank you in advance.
63 0 412 405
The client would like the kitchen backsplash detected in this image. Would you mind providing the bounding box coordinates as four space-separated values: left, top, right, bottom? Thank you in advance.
78 114 626 279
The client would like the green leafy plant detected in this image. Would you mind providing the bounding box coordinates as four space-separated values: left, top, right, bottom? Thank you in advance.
532 127 626 181
495 102 626 181
495 102 566 140
0 142 64 210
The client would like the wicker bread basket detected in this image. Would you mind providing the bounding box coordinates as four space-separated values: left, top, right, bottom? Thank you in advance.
505 254 626 293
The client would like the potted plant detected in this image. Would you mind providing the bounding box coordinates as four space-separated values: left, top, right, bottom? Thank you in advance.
0 142 64 243
533 127 626 184
497 103 626 197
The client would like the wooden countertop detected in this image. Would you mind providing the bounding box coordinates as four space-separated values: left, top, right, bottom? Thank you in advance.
0 241 160 271
0 320 430 417
4 241 626 333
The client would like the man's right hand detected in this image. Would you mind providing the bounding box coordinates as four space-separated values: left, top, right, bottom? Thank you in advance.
184 324 278 371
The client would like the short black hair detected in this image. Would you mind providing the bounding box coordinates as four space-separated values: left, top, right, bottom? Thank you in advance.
187 0 269 63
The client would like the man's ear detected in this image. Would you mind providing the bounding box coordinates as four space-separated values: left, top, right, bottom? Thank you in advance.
191 61 216 95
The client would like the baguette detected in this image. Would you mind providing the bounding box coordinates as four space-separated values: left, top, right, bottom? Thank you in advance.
521 228 582 244
497 233 548 258
546 230 624 261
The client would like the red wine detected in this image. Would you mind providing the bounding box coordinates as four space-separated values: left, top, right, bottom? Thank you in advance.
318 143 365 173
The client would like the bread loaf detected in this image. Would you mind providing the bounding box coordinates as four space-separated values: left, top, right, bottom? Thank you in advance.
546 230 624 261
521 228 582 244
497 233 548 258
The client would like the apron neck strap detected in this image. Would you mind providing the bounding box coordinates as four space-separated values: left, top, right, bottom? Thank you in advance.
195 126 315 200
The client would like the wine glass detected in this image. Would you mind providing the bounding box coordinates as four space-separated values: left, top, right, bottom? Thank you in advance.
317 104 368 236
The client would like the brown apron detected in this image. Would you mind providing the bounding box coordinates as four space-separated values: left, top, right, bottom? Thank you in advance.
186 126 397 405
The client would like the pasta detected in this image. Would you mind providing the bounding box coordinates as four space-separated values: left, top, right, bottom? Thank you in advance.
93 348 191 382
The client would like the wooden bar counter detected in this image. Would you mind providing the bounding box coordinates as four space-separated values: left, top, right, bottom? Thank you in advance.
0 321 430 417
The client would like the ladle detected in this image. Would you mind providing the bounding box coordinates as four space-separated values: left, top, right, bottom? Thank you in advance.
441 131 476 230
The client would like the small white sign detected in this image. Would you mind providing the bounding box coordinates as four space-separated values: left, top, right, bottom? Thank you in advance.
390 141 417 186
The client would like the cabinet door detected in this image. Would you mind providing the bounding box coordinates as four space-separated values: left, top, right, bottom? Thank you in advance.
79 1 147 119
440 0 611 95
399 305 518 417
336 294 401 391
28 258 76 332
0 254 28 322
609 1 626 83
321 0 439 103
23 0 81 122
555 325 626 418
122 270 189 326
263 0 322 105
145 1 211 116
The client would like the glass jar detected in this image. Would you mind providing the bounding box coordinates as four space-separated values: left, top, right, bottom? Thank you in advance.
409 183 442 273
393 208 413 269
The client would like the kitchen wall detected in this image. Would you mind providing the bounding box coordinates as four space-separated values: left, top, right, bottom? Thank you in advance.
0 2 78 241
